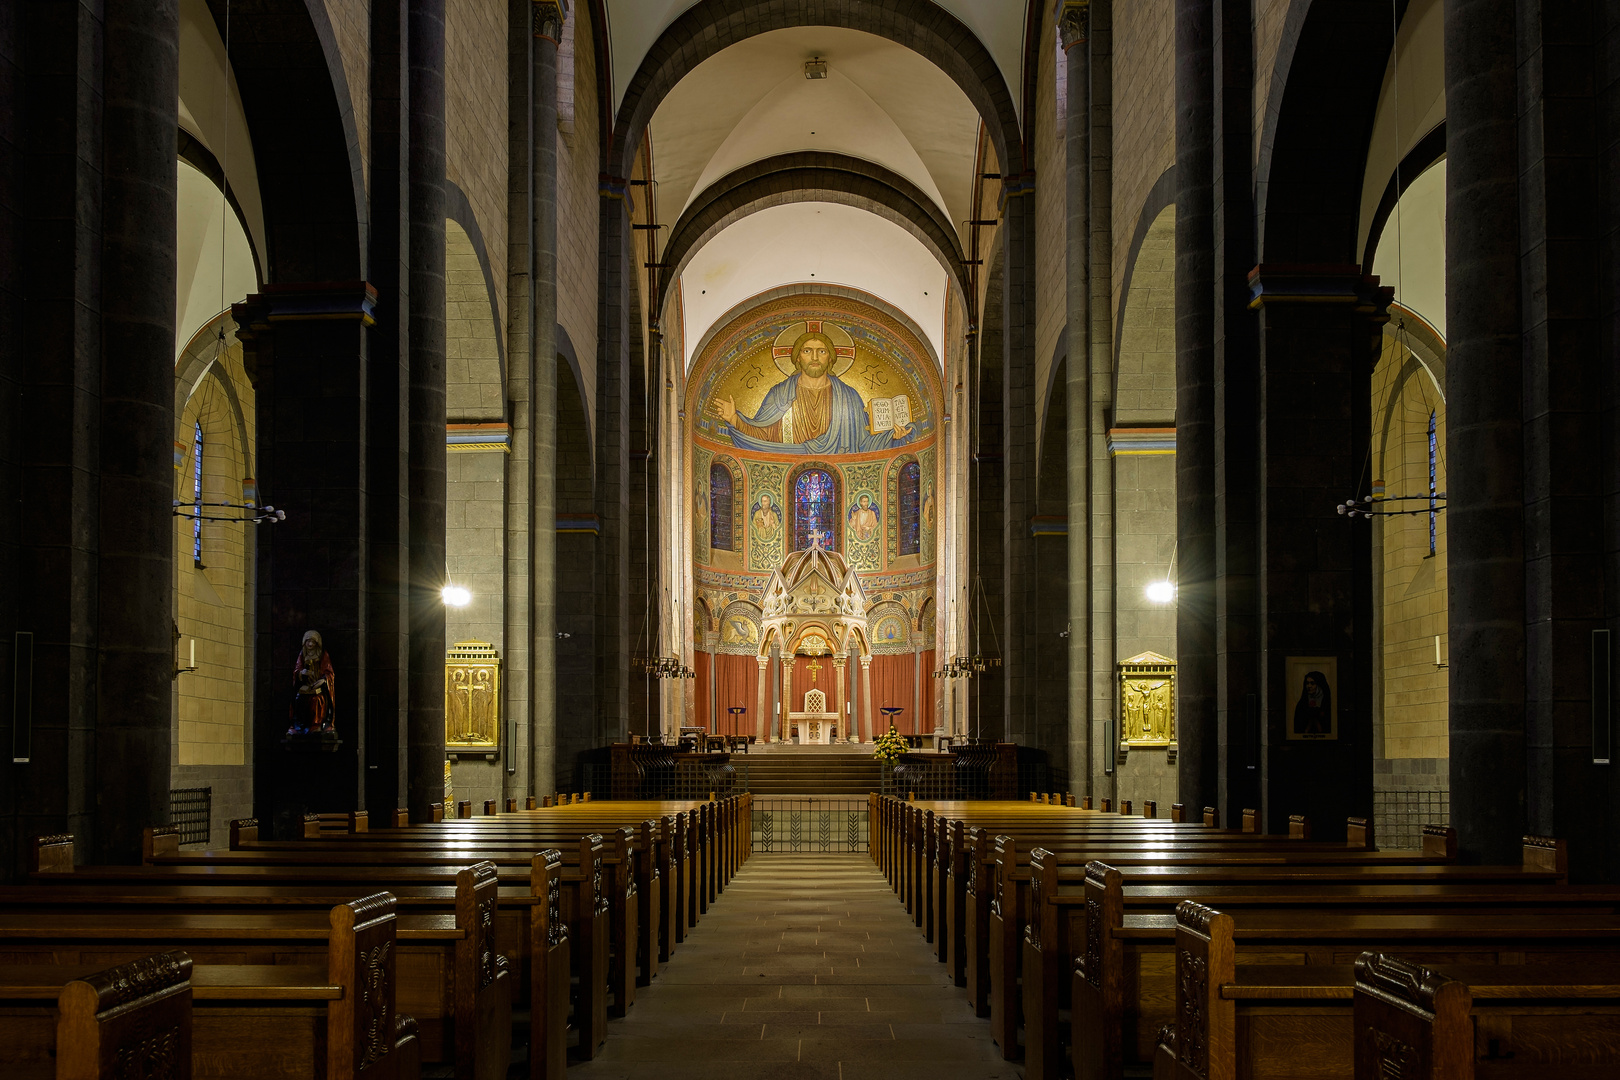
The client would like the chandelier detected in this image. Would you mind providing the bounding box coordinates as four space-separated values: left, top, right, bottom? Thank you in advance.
932 653 1001 680
636 655 695 679
172 499 286 525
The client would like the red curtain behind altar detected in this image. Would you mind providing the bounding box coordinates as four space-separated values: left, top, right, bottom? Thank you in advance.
870 654 916 735
694 652 760 736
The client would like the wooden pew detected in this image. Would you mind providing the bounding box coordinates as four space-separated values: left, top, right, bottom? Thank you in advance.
3 896 422 1080
1150 917 1620 1080
56 951 195 1080
21 840 506 1079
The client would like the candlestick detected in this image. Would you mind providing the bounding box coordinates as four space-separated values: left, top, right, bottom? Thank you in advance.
190 638 196 670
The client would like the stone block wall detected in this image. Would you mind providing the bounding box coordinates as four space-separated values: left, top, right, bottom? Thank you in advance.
446 221 504 421
1035 14 1066 423
558 0 601 420
1109 0 1174 321
321 0 371 190
446 0 509 332
445 447 508 807
1113 207 1176 423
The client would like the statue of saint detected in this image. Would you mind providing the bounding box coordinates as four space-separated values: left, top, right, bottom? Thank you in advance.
712 331 913 455
288 630 336 735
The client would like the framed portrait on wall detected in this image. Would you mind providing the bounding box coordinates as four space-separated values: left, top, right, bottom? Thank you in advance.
1284 657 1338 740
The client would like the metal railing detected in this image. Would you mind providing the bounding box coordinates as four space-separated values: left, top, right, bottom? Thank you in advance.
1373 788 1449 851
752 796 867 853
583 762 751 801
880 760 1054 801
169 786 212 847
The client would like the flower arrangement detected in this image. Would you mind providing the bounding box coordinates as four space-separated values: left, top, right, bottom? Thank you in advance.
872 724 907 764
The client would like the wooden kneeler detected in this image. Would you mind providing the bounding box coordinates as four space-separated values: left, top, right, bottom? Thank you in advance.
57 951 194 1080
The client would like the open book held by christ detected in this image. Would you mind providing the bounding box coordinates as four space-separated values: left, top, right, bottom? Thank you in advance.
867 394 912 434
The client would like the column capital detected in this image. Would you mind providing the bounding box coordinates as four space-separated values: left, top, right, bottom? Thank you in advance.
1245 263 1393 320
232 282 378 333
1059 1 1090 51
860 654 873 669
532 0 567 43
833 655 847 669
756 654 769 668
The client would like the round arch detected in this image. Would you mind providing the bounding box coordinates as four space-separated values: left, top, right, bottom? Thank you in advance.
658 152 970 317
610 0 1023 182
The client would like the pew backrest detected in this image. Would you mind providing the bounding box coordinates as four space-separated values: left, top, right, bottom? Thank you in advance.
1353 952 1473 1080
229 818 258 848
32 833 73 874
328 892 415 1080
1172 901 1235 1080
56 950 194 1080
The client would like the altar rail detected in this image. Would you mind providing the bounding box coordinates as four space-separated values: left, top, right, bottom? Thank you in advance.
879 742 1036 800
751 796 867 854
594 746 750 800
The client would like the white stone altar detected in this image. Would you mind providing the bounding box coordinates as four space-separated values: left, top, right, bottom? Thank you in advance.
789 689 840 744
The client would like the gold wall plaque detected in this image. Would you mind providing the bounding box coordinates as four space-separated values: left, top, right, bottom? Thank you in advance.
1118 650 1175 745
446 640 500 748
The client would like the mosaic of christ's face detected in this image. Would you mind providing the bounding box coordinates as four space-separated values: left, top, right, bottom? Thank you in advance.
794 335 833 378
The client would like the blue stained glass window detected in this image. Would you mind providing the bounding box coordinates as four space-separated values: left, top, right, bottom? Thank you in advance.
899 461 921 556
192 422 204 566
709 462 733 551
1427 410 1437 556
793 468 837 552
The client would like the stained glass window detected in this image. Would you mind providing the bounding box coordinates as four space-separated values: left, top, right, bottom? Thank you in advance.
709 462 733 551
793 468 837 552
898 461 921 556
1427 410 1437 556
192 422 204 566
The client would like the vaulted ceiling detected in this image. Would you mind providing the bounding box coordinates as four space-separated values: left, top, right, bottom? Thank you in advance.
600 2 1033 370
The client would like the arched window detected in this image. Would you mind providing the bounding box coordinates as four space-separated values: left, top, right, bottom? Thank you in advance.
192 422 205 566
709 462 734 551
898 460 921 556
792 468 838 552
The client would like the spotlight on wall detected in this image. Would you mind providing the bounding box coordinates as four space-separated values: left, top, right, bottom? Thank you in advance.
1145 581 1176 604
442 585 472 607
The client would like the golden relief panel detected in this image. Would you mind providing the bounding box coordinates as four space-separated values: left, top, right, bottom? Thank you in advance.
1118 651 1175 745
446 640 500 748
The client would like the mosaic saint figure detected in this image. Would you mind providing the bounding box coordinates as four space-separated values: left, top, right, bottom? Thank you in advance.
712 331 913 455
751 491 782 539
288 629 335 735
848 492 879 542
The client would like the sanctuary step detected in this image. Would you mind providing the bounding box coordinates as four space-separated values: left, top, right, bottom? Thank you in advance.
742 745 885 796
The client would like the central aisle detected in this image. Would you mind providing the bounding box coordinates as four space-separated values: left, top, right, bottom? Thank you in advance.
571 852 1023 1079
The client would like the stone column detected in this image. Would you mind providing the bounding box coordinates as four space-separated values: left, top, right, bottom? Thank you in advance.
1001 173 1039 750
530 0 565 796
406 0 448 825
596 181 632 744
1444 0 1525 864
754 656 769 744
237 284 379 838
94 0 180 863
861 655 875 743
833 656 847 741
1061 0 1092 801
1174 0 1218 818
781 658 793 743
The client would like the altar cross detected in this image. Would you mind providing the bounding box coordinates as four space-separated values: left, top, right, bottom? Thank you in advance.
807 528 827 550
808 658 822 684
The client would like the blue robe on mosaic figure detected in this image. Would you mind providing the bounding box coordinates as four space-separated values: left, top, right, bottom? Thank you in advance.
725 372 912 455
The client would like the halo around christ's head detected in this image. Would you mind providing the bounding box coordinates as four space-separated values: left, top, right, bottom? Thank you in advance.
771 320 858 378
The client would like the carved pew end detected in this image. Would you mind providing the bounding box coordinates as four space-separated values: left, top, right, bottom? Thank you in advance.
1347 816 1374 849
393 808 410 828
1142 800 1157 819
56 951 194 1080
1242 808 1259 833
1119 800 1132 816
1288 814 1311 840
506 798 518 813
1170 802 1185 823
1203 806 1220 829
1353 952 1472 1080
143 824 181 862
1081 796 1093 810
457 800 473 819
1100 798 1112 813
349 810 368 833
302 813 322 839
430 801 445 822
1421 824 1457 860
484 800 499 816
525 796 538 810
228 818 258 849
1523 835 1568 882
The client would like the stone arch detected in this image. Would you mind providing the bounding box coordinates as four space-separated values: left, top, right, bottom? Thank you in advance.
202 0 365 280
445 181 506 405
657 153 970 315
1113 202 1177 423
1256 0 1396 262
610 0 1023 181
445 219 503 423
867 601 913 654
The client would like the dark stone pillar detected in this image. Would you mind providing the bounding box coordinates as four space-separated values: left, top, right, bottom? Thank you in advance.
597 183 632 745
366 0 410 817
94 0 181 863
1444 0 1526 864
530 0 564 797
1211 0 1260 826
1598 0 1620 881
1249 267 1381 837
1174 0 1218 816
1002 174 1039 752
972 280 1005 741
1517 3 1608 877
239 284 378 838
406 0 447 824
1061 1 1092 791
4 1 105 875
